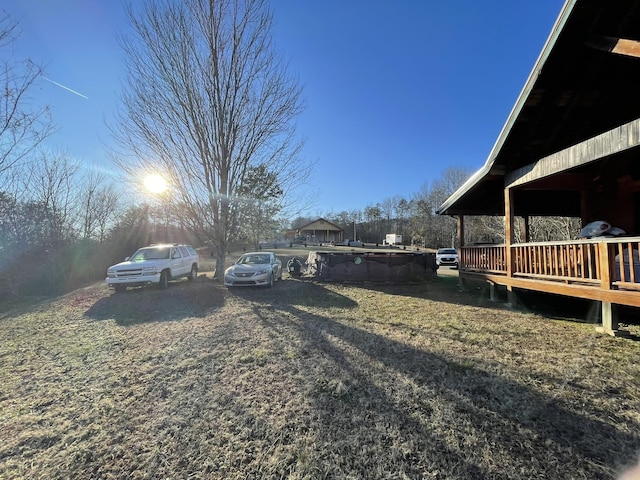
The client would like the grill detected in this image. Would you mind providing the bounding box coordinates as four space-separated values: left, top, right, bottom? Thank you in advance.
116 269 144 277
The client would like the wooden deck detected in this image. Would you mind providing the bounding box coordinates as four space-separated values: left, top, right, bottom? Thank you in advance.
459 237 640 309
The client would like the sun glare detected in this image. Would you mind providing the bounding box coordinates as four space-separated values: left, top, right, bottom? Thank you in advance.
144 174 168 194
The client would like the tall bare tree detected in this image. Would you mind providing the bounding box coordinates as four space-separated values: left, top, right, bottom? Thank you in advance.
77 171 121 241
0 13 52 190
23 151 80 247
113 0 306 279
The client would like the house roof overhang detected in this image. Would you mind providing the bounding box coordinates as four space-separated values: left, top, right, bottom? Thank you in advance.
437 0 640 217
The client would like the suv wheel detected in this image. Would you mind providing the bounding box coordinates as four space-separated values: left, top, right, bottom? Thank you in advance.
158 270 169 289
188 264 198 281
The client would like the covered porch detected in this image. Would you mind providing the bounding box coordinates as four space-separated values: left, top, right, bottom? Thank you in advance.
458 237 640 334
437 0 640 335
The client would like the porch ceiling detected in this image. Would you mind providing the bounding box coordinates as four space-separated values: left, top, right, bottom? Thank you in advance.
438 0 640 217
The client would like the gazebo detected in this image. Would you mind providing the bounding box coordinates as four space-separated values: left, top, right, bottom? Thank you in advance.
297 218 344 244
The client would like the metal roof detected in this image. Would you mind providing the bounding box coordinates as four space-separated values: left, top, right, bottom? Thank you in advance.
437 0 640 216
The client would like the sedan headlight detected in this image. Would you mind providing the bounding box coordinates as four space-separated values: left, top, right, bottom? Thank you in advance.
256 268 269 275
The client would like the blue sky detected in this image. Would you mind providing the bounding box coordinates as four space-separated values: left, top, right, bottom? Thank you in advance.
4 0 565 216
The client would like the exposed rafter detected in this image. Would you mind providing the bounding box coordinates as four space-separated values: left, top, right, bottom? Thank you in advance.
586 35 640 59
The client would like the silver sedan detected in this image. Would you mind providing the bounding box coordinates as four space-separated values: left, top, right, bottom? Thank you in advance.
224 251 283 287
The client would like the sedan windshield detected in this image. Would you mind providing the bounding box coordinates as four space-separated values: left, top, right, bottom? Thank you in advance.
239 254 270 265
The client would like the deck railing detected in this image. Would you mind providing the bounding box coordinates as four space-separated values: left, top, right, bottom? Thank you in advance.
460 244 507 273
460 237 640 291
512 240 601 284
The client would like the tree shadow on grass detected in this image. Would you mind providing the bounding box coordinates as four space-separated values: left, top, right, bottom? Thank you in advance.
84 278 226 325
248 284 640 479
308 270 503 307
325 274 640 337
225 278 358 309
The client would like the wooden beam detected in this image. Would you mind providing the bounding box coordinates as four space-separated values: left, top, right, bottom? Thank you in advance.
506 117 640 188
612 38 640 58
505 188 515 278
586 35 640 59
457 215 466 290
517 173 591 191
460 271 640 308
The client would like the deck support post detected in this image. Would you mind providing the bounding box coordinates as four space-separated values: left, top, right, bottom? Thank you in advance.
589 300 629 337
594 242 627 335
488 281 497 301
594 301 627 336
601 301 618 332
504 188 519 307
507 285 518 307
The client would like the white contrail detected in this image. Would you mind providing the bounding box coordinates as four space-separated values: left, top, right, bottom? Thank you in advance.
43 77 89 100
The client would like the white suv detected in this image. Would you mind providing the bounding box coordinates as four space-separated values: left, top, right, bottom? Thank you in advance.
435 248 459 268
106 244 199 292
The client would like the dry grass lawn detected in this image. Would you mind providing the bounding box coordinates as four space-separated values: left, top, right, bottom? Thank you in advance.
1 249 640 479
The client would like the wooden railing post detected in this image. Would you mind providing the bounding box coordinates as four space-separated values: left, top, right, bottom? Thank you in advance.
504 188 518 306
598 242 612 290
596 241 620 335
504 188 515 278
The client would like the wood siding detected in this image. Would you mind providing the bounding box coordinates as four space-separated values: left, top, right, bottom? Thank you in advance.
506 117 640 189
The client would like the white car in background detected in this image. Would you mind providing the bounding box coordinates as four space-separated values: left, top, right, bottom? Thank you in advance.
224 251 282 287
106 244 199 292
435 248 459 268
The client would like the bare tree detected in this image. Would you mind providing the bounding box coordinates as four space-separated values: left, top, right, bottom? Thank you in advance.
112 0 307 279
0 13 52 189
23 151 80 247
410 167 471 248
528 216 581 242
77 171 121 241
